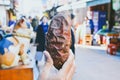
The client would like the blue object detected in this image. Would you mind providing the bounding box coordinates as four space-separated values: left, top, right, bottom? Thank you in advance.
40 22 48 34
87 0 110 7
8 20 16 27
89 19 94 29
0 38 13 55
26 22 31 29
92 11 107 33
98 11 107 30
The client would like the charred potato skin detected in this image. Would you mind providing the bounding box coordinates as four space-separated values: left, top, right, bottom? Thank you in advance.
46 12 71 69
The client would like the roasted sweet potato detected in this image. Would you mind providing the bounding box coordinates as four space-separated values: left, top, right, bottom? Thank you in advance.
46 12 71 69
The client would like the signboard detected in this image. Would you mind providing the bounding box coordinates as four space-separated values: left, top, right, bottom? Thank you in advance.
87 0 110 7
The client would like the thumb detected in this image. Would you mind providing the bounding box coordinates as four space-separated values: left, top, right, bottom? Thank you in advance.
43 50 53 65
38 51 53 80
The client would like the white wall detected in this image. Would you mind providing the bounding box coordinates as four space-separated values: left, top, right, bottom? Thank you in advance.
19 0 43 18
0 6 7 26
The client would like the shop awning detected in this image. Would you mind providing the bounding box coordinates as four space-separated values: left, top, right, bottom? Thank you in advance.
87 0 111 7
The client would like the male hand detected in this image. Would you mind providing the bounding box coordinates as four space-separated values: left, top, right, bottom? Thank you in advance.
38 50 75 80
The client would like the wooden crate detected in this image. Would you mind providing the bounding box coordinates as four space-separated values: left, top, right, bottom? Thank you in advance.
0 64 33 80
107 44 117 55
85 34 92 41
85 34 92 45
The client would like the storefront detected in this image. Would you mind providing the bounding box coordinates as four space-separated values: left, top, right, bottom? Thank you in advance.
112 0 120 26
86 0 111 31
87 0 110 6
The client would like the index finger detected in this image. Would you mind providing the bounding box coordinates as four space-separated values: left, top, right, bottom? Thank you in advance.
58 49 75 77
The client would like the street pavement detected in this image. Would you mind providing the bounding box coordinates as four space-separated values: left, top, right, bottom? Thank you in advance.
30 44 120 80
73 45 120 80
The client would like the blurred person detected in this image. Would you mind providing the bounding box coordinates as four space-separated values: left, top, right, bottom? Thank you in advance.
0 20 2 28
31 16 39 32
35 16 49 65
85 16 94 34
8 16 16 32
89 18 94 34
28 16 32 23
83 16 91 35
8 17 16 27
77 16 91 45
70 13 75 54
75 24 82 44
39 16 49 34
21 16 33 31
